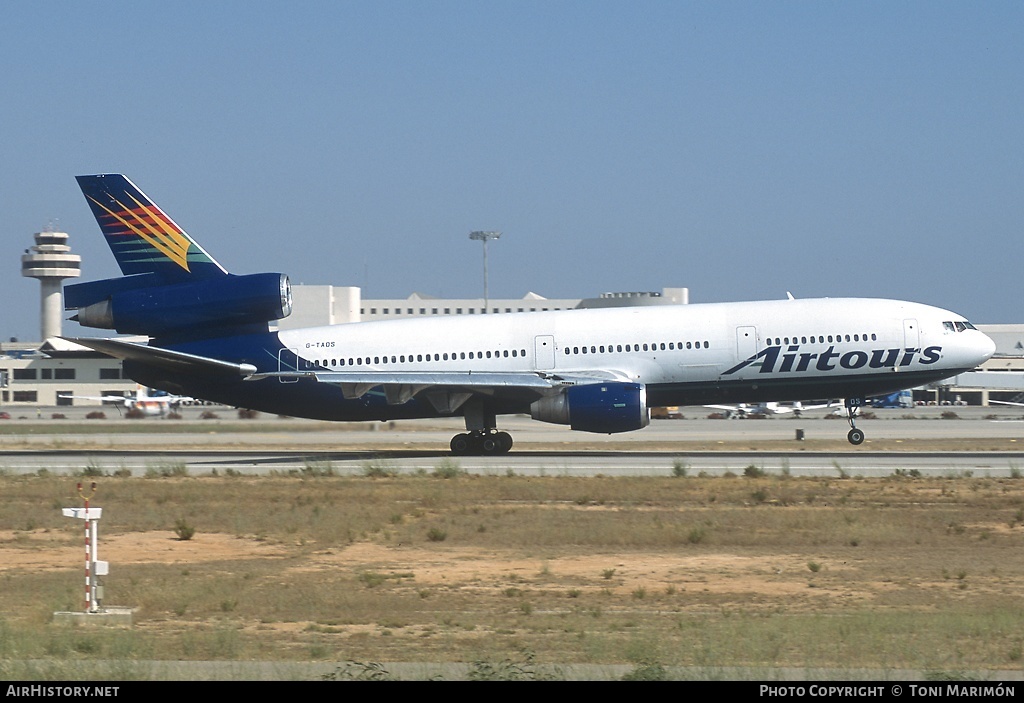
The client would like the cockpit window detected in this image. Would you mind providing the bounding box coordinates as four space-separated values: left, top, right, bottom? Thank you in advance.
944 320 977 332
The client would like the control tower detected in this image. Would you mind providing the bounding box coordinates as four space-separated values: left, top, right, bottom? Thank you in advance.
21 229 81 341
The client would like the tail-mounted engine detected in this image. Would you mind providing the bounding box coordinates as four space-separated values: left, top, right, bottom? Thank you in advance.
65 272 292 337
530 382 650 434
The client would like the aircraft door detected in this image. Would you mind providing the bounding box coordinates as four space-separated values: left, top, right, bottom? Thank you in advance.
736 326 758 361
534 335 556 370
903 319 919 350
278 348 299 383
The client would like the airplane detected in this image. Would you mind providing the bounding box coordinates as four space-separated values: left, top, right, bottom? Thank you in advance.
61 174 996 453
59 385 193 416
704 401 831 418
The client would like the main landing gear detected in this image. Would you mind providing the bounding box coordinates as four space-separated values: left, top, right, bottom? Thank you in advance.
450 430 513 455
451 401 513 455
844 397 865 446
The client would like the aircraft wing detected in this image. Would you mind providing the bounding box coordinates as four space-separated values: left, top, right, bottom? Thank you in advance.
57 393 131 405
798 402 836 411
62 335 631 412
247 368 629 409
60 337 257 377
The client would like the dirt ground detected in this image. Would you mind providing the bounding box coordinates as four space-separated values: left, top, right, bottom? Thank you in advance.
1 529 806 598
3 470 1022 678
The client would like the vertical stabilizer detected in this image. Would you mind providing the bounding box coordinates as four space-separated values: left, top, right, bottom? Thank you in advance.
75 174 227 280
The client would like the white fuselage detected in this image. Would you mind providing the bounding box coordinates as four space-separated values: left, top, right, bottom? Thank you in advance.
278 297 993 405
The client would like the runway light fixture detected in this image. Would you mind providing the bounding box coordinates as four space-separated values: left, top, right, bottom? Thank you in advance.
469 230 501 313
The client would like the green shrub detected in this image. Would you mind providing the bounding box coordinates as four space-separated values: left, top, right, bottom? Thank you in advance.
174 518 195 541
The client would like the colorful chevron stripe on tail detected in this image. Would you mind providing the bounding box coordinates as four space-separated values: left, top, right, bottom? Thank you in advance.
75 174 227 280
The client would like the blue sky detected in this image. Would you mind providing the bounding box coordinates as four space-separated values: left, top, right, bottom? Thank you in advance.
3 1 1022 341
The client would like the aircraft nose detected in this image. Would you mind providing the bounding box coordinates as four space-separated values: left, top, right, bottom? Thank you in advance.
976 331 997 364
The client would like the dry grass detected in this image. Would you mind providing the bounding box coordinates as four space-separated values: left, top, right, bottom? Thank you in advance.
0 471 1022 677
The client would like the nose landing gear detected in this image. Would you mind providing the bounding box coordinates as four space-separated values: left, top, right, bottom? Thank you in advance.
844 398 865 445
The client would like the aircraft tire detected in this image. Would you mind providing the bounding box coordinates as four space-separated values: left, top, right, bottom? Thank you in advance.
847 428 865 446
495 431 513 453
481 435 501 454
450 434 472 454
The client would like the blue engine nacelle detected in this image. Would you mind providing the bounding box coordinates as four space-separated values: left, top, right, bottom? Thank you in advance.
530 382 650 434
69 272 292 337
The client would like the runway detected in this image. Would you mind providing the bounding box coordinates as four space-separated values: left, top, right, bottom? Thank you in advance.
2 405 1022 477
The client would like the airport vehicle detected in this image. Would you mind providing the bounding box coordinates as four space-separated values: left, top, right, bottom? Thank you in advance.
63 175 995 453
870 390 915 409
58 385 192 416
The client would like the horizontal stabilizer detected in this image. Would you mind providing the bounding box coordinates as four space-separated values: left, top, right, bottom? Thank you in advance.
60 337 256 377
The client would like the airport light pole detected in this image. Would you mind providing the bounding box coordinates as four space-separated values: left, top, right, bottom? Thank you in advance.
469 230 501 313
